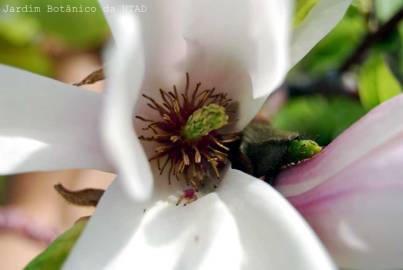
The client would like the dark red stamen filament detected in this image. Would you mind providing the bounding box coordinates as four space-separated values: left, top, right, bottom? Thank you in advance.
136 73 238 188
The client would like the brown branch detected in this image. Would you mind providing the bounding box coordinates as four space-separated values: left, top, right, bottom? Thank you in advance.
73 67 105 87
54 184 105 207
340 7 403 72
287 71 357 97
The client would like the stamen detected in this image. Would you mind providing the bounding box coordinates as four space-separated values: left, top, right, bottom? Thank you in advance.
160 157 170 175
185 73 190 97
191 83 202 106
136 73 238 188
208 159 220 178
193 146 202 163
170 135 180 143
181 149 190 166
210 136 230 151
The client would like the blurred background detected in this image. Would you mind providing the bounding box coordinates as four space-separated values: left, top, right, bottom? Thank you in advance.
0 0 402 269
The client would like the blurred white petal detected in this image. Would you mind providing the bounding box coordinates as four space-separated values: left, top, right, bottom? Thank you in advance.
101 13 153 201
0 65 112 174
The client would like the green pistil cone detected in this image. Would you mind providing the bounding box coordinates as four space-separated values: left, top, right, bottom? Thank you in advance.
287 139 322 163
183 104 229 140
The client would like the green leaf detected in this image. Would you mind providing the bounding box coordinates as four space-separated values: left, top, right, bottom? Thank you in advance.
25 219 87 270
272 95 366 145
358 53 402 110
293 0 319 27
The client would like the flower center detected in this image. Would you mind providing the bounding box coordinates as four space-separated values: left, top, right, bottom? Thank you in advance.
136 73 238 188
182 103 229 140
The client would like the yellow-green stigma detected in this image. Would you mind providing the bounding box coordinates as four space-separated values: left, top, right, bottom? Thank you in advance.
183 104 229 140
136 73 238 188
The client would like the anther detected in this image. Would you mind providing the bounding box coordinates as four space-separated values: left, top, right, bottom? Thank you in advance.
135 73 237 188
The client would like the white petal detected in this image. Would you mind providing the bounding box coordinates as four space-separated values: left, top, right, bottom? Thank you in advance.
99 0 186 87
0 65 112 174
182 0 292 97
100 0 292 131
64 169 335 270
99 0 186 200
217 169 335 270
182 0 292 128
290 0 352 66
101 13 153 201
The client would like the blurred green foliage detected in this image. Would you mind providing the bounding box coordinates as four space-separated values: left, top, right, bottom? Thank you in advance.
18 0 109 49
375 0 403 79
272 95 366 145
292 1 403 78
375 0 403 22
0 14 39 45
0 10 52 75
358 53 402 110
280 0 402 145
291 6 367 76
0 0 109 76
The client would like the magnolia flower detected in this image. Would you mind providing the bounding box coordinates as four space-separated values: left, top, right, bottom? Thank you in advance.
0 0 353 269
276 94 403 270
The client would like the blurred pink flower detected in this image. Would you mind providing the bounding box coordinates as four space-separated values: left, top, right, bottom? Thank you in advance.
276 94 403 270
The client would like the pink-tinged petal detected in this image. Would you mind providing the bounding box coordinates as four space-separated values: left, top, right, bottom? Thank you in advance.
276 94 403 269
0 65 113 174
64 169 335 270
277 94 403 195
290 0 352 66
